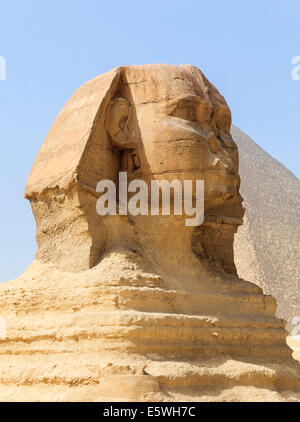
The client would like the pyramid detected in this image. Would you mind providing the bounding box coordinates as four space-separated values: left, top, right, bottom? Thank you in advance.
232 125 300 330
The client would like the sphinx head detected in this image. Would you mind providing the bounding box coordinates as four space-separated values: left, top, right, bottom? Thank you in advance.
25 64 243 274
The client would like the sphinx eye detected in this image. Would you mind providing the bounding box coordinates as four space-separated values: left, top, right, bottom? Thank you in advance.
170 100 196 122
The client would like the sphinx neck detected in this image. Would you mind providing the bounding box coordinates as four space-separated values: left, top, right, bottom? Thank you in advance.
131 215 203 281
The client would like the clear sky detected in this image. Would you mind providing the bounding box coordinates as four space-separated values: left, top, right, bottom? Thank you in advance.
0 0 299 282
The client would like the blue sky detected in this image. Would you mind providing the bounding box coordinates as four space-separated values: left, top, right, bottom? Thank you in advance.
0 0 299 282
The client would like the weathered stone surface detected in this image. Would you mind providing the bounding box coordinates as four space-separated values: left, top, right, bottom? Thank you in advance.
0 64 300 402
25 64 243 274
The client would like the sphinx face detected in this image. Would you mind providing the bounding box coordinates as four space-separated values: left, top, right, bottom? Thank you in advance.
26 64 243 273
120 64 241 209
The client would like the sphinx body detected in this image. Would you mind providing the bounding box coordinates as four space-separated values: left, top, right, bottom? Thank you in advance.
0 64 300 401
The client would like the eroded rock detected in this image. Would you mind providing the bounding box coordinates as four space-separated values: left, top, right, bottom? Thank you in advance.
0 64 299 402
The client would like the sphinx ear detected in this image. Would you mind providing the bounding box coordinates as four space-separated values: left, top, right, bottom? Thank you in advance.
106 97 136 149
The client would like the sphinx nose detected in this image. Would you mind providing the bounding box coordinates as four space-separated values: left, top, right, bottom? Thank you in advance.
211 155 237 176
204 156 228 172
212 156 228 171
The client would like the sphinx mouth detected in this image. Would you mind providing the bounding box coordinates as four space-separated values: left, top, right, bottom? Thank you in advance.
204 214 243 226
202 165 236 176
201 168 233 176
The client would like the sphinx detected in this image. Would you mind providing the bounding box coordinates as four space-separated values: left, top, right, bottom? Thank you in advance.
25 64 243 276
0 64 300 401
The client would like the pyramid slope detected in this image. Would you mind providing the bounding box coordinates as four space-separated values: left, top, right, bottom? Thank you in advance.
232 125 300 328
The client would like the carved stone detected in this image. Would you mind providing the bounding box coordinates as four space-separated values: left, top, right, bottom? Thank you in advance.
0 64 299 401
